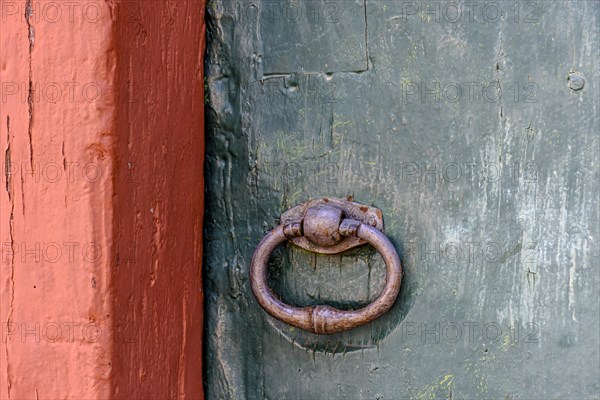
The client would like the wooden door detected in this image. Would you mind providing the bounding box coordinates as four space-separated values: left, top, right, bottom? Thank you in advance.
203 1 599 399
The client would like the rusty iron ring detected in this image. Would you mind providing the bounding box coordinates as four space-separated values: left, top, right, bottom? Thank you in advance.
250 219 402 335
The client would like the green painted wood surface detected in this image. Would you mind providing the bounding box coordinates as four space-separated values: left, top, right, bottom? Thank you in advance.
204 1 599 398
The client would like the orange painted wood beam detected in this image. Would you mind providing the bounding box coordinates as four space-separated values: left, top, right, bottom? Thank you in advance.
0 1 205 398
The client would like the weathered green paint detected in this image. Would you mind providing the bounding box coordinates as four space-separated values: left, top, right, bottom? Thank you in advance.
204 1 599 398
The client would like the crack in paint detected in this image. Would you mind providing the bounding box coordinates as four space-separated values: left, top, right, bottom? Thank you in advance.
5 117 10 198
5 4 35 394
26 0 34 167
62 142 66 170
363 0 369 72
4 116 14 399
493 29 507 224
5 137 16 400
19 169 25 216
62 142 67 206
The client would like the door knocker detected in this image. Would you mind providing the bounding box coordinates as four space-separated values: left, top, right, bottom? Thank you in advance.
250 198 402 334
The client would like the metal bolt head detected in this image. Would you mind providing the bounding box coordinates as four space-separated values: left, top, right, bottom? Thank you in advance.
303 205 343 247
568 72 585 91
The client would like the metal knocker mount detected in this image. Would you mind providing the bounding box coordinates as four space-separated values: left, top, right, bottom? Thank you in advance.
250 198 402 335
